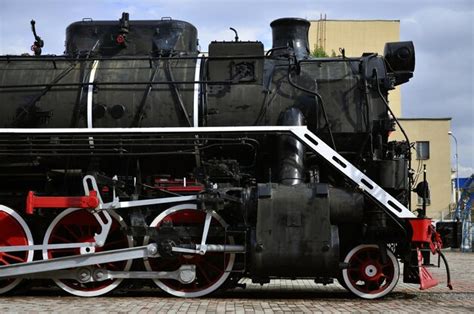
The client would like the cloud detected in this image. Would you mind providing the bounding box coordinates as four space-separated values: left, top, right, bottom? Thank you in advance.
458 165 474 178
400 5 473 171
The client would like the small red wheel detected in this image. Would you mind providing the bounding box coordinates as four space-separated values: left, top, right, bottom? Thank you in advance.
42 208 132 297
0 205 34 294
342 244 399 299
143 204 235 297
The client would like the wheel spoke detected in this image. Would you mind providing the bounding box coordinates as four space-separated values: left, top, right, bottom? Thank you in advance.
2 253 25 263
352 255 364 264
63 224 81 241
51 234 72 244
196 262 212 284
200 258 224 273
144 205 235 297
42 208 132 297
86 224 92 237
0 206 33 295
49 248 77 254
343 245 399 299
103 239 127 248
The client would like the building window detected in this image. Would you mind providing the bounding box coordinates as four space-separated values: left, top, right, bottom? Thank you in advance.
415 141 430 160
417 195 431 206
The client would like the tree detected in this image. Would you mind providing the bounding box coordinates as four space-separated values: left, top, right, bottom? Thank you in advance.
311 46 328 57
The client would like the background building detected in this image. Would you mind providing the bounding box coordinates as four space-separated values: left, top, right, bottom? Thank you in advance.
309 18 452 219
308 18 401 117
391 118 452 216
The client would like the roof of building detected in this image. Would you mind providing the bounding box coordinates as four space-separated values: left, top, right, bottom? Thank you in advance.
398 117 452 121
309 19 400 22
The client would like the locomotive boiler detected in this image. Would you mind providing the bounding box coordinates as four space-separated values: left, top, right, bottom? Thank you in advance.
0 13 451 298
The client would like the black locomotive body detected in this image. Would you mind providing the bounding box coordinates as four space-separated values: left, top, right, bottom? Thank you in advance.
0 14 450 298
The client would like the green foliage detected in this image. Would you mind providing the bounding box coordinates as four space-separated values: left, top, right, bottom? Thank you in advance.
311 47 339 58
311 46 329 57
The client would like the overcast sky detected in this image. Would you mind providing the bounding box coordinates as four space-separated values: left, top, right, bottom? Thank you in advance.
0 0 472 176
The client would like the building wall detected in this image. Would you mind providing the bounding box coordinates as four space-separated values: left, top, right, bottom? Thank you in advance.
309 20 401 117
391 119 452 219
308 19 453 219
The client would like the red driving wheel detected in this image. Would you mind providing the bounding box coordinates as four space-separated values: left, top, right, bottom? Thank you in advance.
342 244 399 299
0 205 34 294
144 204 235 297
42 208 132 297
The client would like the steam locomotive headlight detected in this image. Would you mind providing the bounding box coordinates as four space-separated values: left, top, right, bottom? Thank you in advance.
383 41 415 72
383 41 415 85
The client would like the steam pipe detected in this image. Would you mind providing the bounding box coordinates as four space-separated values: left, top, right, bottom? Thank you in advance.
278 108 305 185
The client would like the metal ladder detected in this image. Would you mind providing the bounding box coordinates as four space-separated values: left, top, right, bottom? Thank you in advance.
455 175 473 252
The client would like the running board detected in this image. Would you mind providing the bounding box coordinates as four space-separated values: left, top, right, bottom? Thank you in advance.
0 126 415 219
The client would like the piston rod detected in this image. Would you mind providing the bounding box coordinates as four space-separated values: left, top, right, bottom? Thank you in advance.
9 265 196 284
0 244 159 279
0 243 245 279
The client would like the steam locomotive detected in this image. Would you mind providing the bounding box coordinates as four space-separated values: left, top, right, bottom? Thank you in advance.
0 13 450 298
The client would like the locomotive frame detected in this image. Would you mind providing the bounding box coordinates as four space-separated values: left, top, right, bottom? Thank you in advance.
0 13 452 299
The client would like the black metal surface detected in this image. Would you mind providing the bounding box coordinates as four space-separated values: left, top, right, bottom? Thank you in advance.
0 13 422 293
65 15 198 56
277 108 305 185
436 221 462 248
252 183 339 277
270 18 311 60
366 159 409 190
328 187 365 224
384 41 415 85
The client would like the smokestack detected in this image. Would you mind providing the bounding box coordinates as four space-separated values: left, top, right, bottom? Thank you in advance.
270 18 310 60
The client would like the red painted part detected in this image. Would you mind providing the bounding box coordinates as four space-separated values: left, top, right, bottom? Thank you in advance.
429 227 443 253
165 186 204 192
417 249 438 290
155 178 199 185
116 34 125 44
0 209 30 290
154 178 204 193
46 209 130 294
419 267 438 290
409 218 443 254
148 209 231 294
25 191 100 214
409 218 433 243
346 246 396 295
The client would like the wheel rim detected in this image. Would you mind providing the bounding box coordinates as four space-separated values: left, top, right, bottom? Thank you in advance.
0 205 34 294
342 244 399 299
143 204 235 297
42 208 132 297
